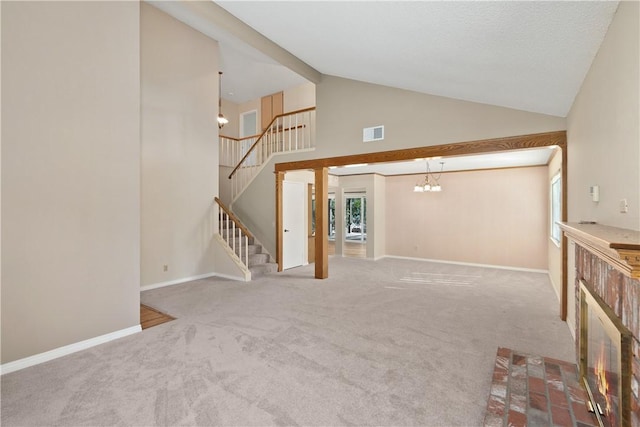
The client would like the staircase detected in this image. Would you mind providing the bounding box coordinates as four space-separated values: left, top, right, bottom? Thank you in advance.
215 197 277 280
216 108 316 280
221 107 316 202
219 217 277 279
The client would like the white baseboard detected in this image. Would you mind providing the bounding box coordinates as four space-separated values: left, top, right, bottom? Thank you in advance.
140 272 218 292
381 255 549 274
140 271 249 292
0 325 141 375
213 272 248 282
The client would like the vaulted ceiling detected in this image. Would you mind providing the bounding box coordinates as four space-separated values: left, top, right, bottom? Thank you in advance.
216 1 618 117
153 1 618 117
152 1 618 173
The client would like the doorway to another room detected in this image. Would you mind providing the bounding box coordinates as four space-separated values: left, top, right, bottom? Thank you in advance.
325 192 366 259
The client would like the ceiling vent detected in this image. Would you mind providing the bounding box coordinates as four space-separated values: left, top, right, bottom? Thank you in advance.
363 125 384 142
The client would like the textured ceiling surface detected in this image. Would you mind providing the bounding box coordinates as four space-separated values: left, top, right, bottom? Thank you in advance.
149 1 308 104
217 1 619 117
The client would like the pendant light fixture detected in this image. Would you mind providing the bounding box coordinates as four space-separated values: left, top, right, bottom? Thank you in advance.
413 160 445 192
217 71 229 129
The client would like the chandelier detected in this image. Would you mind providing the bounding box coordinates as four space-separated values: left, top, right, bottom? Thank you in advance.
413 160 444 192
217 71 229 129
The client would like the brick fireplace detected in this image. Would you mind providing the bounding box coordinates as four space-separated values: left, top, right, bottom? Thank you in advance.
561 223 640 427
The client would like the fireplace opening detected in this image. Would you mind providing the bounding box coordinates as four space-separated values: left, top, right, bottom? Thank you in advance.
580 280 632 427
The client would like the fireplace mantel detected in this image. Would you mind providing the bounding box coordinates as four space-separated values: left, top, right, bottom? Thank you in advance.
560 222 640 279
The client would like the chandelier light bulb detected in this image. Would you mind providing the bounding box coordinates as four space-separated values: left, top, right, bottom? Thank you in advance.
414 160 444 193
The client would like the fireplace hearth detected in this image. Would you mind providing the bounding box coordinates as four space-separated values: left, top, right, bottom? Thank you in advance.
580 280 632 427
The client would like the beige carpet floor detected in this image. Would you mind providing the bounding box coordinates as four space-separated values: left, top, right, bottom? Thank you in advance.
1 257 575 426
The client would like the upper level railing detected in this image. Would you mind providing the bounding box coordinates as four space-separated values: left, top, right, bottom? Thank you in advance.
219 107 316 201
219 134 259 168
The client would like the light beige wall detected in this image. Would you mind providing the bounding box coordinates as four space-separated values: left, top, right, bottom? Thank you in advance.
221 98 240 139
373 174 386 260
283 82 316 112
314 76 566 159
567 1 639 231
219 166 234 207
141 3 220 286
385 167 549 270
234 79 566 267
547 149 563 299
219 99 239 206
232 159 278 256
1 1 140 363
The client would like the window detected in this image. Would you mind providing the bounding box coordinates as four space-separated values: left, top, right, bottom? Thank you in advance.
550 172 562 246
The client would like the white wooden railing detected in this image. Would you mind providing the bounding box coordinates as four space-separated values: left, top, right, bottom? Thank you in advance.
221 107 316 201
219 135 258 167
215 197 251 269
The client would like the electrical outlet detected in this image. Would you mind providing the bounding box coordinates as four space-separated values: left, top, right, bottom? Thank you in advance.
163 265 168 272
620 199 629 213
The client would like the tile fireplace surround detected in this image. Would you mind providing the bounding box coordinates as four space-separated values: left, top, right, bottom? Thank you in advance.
561 222 640 427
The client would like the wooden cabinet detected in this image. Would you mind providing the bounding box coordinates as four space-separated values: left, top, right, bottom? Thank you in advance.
261 91 283 131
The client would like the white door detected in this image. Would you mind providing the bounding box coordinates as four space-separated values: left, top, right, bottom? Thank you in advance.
283 181 306 270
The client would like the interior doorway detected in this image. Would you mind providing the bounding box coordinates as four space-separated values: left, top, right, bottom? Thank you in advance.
345 193 366 243
342 192 366 258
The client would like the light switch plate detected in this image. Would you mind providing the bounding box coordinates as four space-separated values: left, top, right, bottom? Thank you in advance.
620 199 629 213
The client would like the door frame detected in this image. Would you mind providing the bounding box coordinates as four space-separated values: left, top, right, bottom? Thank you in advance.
274 131 568 321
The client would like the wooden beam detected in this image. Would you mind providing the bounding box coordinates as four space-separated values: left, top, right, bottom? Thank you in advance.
307 183 315 264
561 146 568 321
314 167 328 279
275 131 566 172
275 171 284 272
179 2 322 84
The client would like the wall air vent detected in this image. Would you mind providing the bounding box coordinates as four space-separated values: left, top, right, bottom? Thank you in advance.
363 125 384 142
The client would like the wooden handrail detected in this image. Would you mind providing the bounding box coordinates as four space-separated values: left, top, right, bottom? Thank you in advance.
220 126 304 142
219 133 261 142
214 197 253 239
228 107 315 179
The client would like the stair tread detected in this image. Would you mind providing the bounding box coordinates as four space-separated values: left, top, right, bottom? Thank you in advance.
249 262 278 279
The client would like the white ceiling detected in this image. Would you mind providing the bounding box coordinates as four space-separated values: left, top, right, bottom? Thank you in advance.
149 1 308 104
216 0 618 117
153 1 612 174
328 146 558 176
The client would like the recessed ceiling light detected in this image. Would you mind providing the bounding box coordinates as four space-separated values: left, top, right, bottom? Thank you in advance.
344 163 368 168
